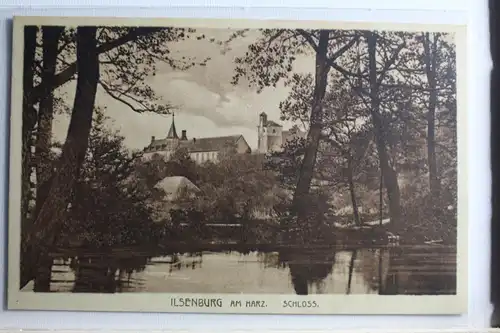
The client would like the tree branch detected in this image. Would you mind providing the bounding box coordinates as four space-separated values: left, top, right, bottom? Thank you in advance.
297 29 319 52
99 80 168 114
327 36 359 64
376 41 406 86
30 27 163 105
328 61 361 78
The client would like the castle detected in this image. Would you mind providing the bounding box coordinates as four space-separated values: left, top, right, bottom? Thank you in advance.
143 112 305 163
257 112 306 154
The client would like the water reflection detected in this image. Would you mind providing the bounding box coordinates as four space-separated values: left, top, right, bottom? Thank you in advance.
279 249 336 295
22 246 456 295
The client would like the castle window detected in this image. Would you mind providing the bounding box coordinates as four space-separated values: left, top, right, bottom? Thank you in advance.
273 129 276 133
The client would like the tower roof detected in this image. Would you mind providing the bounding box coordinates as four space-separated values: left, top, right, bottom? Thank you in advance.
265 120 282 127
166 113 179 139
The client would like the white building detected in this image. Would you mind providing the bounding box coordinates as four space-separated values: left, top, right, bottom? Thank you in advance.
143 114 251 163
144 112 306 162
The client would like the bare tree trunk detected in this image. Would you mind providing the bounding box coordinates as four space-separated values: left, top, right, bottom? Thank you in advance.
35 26 64 218
289 30 331 239
366 32 402 230
21 27 99 290
347 156 361 225
20 26 38 289
422 33 441 200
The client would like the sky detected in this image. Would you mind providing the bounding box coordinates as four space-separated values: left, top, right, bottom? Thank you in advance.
52 28 316 151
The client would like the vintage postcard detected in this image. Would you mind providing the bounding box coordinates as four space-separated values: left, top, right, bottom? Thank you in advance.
7 16 467 314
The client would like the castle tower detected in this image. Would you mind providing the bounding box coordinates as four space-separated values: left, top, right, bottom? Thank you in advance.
266 120 283 152
257 112 284 153
257 112 268 153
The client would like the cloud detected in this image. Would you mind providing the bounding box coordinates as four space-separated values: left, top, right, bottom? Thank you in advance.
51 27 313 152
149 28 257 106
156 73 297 131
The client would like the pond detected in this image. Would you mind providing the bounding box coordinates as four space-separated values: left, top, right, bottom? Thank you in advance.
22 245 456 295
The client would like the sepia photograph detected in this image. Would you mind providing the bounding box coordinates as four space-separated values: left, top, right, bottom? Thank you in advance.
8 16 467 314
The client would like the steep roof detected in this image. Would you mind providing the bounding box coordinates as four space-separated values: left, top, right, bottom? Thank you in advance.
180 135 244 153
146 138 179 151
265 120 282 127
147 135 247 154
166 114 179 139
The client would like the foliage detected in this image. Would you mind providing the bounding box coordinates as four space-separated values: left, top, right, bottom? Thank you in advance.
59 110 161 248
31 26 210 114
240 29 458 243
134 149 199 190
181 151 281 223
96 27 210 114
231 29 357 90
22 26 210 262
133 146 286 242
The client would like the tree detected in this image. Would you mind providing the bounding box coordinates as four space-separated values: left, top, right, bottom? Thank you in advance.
265 135 307 192
422 32 440 200
200 154 278 219
134 149 199 192
96 27 209 114
167 152 282 242
164 149 199 182
35 26 64 218
278 71 376 226
62 110 156 248
394 32 456 201
27 27 205 107
397 32 457 241
28 26 208 222
231 28 357 240
23 28 161 230
327 31 412 231
21 25 209 288
21 26 38 231
21 27 100 290
271 29 457 241
364 31 404 230
57 110 158 293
